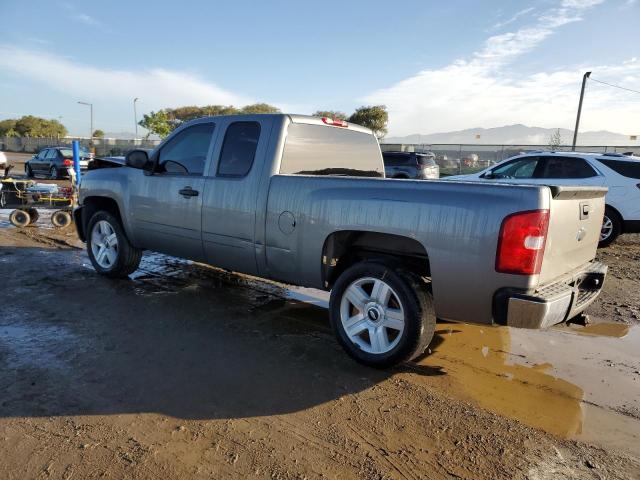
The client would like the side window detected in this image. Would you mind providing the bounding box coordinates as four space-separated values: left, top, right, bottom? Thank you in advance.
383 154 401 166
45 149 57 160
541 157 597 179
217 122 260 177
490 157 540 178
37 149 48 159
157 123 215 175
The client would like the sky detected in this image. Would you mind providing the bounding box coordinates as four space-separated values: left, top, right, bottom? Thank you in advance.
0 0 638 137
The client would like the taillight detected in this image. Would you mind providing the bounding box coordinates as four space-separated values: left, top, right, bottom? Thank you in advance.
496 210 549 275
63 159 73 167
321 117 348 128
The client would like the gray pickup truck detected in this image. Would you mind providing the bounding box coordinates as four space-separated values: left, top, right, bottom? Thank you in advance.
74 114 607 367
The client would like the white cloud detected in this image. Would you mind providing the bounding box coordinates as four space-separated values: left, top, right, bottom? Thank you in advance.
60 2 101 26
0 45 252 111
490 7 535 30
364 0 640 136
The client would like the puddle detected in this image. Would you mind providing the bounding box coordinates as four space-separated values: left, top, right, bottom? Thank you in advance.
417 321 640 457
418 322 585 438
560 322 630 338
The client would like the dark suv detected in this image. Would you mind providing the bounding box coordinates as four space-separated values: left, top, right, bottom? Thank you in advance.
25 146 92 179
382 151 440 179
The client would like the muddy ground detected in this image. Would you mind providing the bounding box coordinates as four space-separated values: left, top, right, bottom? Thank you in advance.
1 158 639 479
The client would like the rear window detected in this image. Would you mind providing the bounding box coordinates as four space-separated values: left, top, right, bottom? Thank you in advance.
280 123 383 177
416 155 436 167
597 159 640 179
59 148 90 158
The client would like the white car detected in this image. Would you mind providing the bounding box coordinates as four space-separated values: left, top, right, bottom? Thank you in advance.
447 151 640 247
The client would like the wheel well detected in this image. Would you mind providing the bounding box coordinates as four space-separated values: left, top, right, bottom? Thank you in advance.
81 196 122 237
322 231 430 289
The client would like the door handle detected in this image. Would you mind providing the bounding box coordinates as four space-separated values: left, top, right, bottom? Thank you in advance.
179 187 199 198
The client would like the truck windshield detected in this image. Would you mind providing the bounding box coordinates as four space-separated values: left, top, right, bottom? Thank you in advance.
280 123 383 177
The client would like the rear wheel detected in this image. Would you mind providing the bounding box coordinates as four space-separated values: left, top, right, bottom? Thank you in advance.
599 207 622 248
49 166 59 179
87 211 142 278
9 209 31 228
329 261 435 368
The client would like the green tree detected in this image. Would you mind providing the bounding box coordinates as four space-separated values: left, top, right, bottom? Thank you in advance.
312 110 347 120
139 110 172 139
240 103 281 114
0 119 18 137
348 105 388 139
138 103 281 138
12 116 67 138
93 129 105 138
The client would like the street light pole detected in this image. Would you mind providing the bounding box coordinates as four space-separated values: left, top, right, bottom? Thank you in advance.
571 71 591 151
77 101 93 141
134 97 139 141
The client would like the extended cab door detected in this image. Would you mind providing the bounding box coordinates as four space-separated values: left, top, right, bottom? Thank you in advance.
201 117 273 276
128 121 216 261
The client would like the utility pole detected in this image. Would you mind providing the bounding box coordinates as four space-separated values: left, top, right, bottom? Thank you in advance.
134 97 139 141
77 101 93 141
571 71 591 151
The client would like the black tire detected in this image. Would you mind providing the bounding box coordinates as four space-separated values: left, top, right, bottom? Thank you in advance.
27 208 39 224
598 206 622 248
26 164 34 178
49 166 59 179
9 209 31 228
51 210 72 228
86 211 142 278
329 261 436 368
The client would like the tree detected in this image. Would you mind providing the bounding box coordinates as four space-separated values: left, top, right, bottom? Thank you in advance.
348 105 388 138
138 103 281 138
312 110 347 120
93 129 105 138
12 116 67 138
548 128 563 150
139 110 172 139
240 103 281 114
0 119 18 137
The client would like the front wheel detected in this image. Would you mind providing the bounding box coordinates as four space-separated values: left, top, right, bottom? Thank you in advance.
87 211 142 278
26 164 34 178
329 261 436 368
599 207 622 248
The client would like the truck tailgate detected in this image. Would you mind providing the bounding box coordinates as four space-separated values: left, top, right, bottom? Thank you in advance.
538 186 607 284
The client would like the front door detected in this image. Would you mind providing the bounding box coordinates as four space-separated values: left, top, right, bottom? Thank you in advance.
128 122 216 261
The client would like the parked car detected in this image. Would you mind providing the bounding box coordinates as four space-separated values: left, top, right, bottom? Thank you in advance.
446 151 640 247
74 114 607 367
382 151 440 179
25 146 92 179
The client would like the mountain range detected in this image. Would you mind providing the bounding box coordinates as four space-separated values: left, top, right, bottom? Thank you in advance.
384 124 637 146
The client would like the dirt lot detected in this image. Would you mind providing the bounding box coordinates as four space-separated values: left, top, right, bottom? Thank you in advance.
1 158 639 479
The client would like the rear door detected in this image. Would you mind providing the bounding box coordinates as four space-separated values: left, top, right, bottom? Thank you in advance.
201 117 272 275
128 121 216 261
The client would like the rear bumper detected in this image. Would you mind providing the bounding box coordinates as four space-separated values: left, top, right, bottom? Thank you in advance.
494 261 607 329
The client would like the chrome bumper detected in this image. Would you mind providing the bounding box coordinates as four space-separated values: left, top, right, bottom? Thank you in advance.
505 261 607 329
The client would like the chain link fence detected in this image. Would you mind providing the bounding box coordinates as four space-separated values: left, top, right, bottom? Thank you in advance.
0 136 161 157
380 143 639 176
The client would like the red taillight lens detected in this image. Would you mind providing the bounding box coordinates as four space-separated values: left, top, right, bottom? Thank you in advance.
321 117 348 127
496 210 549 275
63 159 73 166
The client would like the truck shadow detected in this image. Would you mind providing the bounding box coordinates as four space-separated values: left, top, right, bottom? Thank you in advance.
0 247 446 421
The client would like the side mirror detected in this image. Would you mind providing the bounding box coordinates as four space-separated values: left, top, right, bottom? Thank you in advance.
125 149 151 170
480 172 494 179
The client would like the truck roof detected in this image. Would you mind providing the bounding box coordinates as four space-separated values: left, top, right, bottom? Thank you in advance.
179 113 375 136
